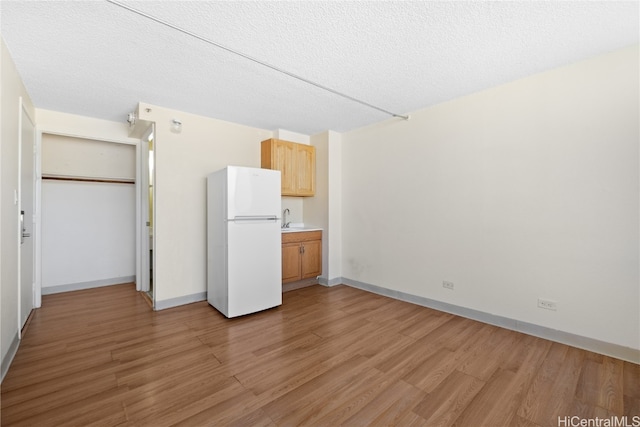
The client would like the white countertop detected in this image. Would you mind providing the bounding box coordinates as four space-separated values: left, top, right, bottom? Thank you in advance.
281 223 322 233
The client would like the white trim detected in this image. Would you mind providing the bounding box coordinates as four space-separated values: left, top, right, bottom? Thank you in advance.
23 103 36 316
34 126 136 146
34 126 42 309
150 125 156 307
136 124 155 307
155 292 207 311
135 138 143 292
17 98 36 338
41 276 136 295
340 277 640 364
1 332 20 382
17 97 23 339
318 276 342 287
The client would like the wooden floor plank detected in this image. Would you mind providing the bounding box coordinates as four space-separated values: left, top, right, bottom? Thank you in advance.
1 282 637 426
598 356 625 413
261 355 371 424
1 360 119 410
341 379 426 426
457 325 524 381
624 361 640 398
453 368 519 427
238 321 380 398
412 369 486 426
517 342 570 422
403 323 494 393
290 367 387 425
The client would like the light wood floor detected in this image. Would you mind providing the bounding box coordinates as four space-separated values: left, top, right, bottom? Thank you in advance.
1 283 638 426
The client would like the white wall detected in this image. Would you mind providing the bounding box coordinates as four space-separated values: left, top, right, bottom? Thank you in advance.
1 38 35 378
137 103 272 306
41 180 136 291
341 45 639 352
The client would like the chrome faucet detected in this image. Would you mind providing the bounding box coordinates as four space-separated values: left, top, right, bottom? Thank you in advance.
282 208 290 228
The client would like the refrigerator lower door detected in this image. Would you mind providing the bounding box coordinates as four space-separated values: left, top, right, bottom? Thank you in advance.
226 220 282 317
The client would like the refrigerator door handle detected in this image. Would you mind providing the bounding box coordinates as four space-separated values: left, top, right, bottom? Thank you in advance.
231 215 279 223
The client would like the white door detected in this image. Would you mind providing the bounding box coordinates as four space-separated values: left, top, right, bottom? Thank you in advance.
19 102 35 331
227 220 282 317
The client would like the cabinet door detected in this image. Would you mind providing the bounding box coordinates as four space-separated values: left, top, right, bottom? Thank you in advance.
295 144 315 196
274 141 296 196
282 242 302 283
300 239 322 279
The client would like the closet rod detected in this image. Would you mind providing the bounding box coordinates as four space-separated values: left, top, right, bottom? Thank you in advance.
42 176 135 185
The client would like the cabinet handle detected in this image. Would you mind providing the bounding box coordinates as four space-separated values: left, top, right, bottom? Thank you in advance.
301 245 305 254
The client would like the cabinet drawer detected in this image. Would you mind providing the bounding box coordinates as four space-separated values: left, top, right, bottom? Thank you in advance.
281 230 322 244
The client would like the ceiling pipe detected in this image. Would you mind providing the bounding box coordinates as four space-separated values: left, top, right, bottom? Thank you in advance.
105 0 410 121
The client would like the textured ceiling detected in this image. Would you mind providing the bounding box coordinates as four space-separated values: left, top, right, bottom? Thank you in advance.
1 1 638 135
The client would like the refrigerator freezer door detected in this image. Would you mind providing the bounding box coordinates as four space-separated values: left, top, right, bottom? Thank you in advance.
226 166 281 219
227 220 282 317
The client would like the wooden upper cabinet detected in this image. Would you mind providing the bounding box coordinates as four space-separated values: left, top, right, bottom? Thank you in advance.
267 139 296 195
261 139 315 197
294 144 315 196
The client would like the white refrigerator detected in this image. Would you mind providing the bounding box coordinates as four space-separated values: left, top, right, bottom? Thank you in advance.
207 166 282 318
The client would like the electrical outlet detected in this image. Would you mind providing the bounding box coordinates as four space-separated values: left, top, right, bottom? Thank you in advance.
537 298 557 311
442 281 454 290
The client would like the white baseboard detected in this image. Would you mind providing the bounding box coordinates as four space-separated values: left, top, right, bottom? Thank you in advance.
1 331 20 383
41 276 135 295
155 292 207 311
340 277 640 364
318 276 343 287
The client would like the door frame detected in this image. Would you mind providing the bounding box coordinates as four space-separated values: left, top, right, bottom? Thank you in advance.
137 124 155 308
17 97 36 337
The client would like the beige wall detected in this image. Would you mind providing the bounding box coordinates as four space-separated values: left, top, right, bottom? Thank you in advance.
306 130 343 283
326 131 343 282
341 45 639 351
137 103 273 304
42 134 135 180
2 34 635 375
306 132 329 277
1 38 35 377
281 197 303 224
37 109 138 144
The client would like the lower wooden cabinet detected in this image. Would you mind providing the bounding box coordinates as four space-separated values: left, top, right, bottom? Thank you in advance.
281 231 322 284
